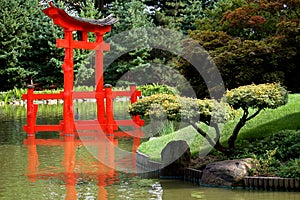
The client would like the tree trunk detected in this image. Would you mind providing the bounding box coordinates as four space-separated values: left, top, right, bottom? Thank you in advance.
214 139 227 153
228 109 248 150
228 107 262 151
190 122 227 154
95 0 104 12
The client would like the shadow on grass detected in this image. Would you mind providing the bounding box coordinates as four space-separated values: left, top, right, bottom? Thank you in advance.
239 112 300 141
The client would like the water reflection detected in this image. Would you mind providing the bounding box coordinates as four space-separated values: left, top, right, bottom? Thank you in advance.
24 136 119 199
161 180 300 200
1 104 300 200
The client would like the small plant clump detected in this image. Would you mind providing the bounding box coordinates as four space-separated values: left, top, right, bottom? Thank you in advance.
137 83 179 97
0 87 63 105
0 87 27 104
233 130 300 178
277 158 300 178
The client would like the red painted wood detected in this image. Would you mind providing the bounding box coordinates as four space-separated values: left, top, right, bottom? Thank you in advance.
130 85 144 127
23 2 144 141
62 30 75 135
23 93 63 100
73 91 105 99
56 39 110 50
42 3 112 33
105 86 114 134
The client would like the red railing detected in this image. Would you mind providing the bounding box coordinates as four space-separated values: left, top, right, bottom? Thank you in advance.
22 84 144 138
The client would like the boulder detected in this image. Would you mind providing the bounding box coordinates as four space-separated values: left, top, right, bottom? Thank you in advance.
200 158 255 187
160 140 191 177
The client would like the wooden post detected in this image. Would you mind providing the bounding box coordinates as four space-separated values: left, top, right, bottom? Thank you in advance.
104 84 114 135
129 83 138 104
26 85 38 136
129 83 144 140
62 29 75 136
130 83 141 126
95 33 105 124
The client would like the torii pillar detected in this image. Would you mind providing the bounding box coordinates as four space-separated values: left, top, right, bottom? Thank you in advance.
43 3 118 135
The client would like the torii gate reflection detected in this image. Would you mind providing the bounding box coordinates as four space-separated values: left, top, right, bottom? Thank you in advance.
24 135 140 200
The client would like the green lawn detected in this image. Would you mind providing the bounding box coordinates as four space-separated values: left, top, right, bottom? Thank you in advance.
138 94 300 161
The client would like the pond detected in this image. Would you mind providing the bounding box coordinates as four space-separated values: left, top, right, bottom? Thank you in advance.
0 103 299 200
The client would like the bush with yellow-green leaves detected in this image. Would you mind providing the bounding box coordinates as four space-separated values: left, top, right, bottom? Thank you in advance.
129 83 288 155
225 83 288 110
225 83 288 151
129 93 235 153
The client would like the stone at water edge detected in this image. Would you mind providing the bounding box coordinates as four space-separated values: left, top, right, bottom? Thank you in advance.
160 140 191 177
200 158 255 187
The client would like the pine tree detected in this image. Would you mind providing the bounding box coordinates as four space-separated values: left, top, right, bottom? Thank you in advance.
0 0 64 90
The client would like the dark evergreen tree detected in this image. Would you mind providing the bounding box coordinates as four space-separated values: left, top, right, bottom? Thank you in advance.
0 0 64 90
177 0 300 96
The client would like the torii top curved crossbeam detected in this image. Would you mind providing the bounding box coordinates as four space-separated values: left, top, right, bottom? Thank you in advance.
42 2 118 33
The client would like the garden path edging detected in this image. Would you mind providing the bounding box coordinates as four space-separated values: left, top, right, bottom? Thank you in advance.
243 176 300 191
136 151 300 192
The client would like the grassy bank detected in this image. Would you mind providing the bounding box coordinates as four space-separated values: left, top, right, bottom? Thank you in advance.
138 94 300 161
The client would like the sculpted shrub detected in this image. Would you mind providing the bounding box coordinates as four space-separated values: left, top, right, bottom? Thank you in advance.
128 94 234 123
129 93 235 152
225 83 288 150
225 83 288 109
129 83 288 154
128 94 181 121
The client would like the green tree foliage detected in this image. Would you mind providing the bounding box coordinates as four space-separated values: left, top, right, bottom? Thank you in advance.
137 83 179 96
1 0 299 95
129 83 288 154
104 0 155 85
194 0 246 31
0 0 31 84
142 0 222 35
0 0 64 90
178 0 300 96
144 0 218 32
221 0 300 40
225 83 288 150
60 0 116 13
128 93 234 153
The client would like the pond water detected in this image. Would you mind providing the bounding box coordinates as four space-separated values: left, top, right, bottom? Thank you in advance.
0 103 299 200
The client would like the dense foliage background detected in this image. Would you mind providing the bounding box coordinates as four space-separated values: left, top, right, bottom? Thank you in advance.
0 0 299 96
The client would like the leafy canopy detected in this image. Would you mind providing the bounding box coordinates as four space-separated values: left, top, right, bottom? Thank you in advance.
128 93 234 125
225 83 288 110
129 83 288 154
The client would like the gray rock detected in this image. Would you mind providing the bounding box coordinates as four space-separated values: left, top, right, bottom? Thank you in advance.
160 140 191 177
200 158 255 186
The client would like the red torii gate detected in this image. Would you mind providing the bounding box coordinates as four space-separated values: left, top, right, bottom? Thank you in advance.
23 3 144 139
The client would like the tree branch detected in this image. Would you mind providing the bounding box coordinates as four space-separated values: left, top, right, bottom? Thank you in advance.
211 122 227 153
246 107 263 121
189 121 227 153
228 107 249 150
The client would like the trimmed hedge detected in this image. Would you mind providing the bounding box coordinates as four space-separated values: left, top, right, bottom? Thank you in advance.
129 83 288 154
128 93 234 124
225 83 288 109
